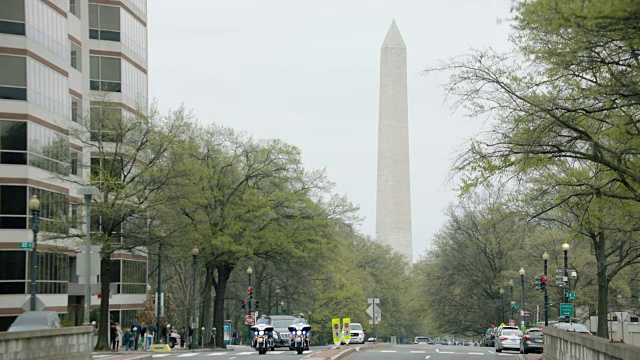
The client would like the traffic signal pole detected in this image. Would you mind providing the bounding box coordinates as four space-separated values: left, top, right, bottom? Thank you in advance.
543 258 548 326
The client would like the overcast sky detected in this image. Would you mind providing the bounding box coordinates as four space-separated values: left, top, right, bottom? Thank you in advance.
147 0 513 261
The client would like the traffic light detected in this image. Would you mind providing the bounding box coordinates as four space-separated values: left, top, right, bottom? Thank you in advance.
248 286 253 297
255 300 260 309
540 275 547 290
535 276 542 291
241 300 246 309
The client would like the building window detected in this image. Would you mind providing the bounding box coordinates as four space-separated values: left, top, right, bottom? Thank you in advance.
121 259 146 294
69 0 80 18
70 149 82 176
0 55 27 101
28 186 69 234
0 120 27 165
28 122 71 176
0 185 27 229
90 106 123 141
89 4 120 42
0 0 25 36
33 252 69 294
0 250 27 295
71 97 82 123
70 42 81 71
69 203 79 229
90 56 121 92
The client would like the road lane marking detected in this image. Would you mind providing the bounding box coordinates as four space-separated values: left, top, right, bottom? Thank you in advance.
206 353 227 356
469 352 484 355
425 357 430 359
178 354 199 357
229 357 236 360
410 351 426 353
237 352 255 355
440 351 454 354
151 355 171 358
381 350 397 353
269 351 284 354
436 349 440 353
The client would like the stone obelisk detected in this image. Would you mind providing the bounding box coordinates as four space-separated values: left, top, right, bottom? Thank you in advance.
375 20 413 263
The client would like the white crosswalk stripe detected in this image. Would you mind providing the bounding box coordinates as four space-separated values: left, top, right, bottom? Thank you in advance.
268 351 284 354
410 350 426 353
205 353 227 356
177 353 199 357
469 352 484 355
151 355 171 358
381 350 397 353
236 352 255 355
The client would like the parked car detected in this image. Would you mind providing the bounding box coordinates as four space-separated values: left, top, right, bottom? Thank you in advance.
348 323 365 344
483 328 496 347
365 337 377 344
266 315 296 349
553 322 591 334
414 336 429 344
7 311 61 332
520 327 544 354
495 328 523 352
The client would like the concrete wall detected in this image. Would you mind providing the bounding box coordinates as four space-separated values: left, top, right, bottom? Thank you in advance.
0 326 92 360
543 326 640 360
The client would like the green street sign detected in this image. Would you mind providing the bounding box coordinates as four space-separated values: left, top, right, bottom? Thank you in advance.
19 242 33 250
512 303 520 309
568 292 577 300
560 303 574 317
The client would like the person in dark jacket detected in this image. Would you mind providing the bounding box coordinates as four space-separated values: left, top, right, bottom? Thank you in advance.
110 323 117 350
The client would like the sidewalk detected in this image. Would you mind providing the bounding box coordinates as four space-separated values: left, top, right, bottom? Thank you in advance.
518 354 543 360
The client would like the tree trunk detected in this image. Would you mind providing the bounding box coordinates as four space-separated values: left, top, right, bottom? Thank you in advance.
213 264 233 348
95 255 112 350
594 231 609 338
201 262 214 347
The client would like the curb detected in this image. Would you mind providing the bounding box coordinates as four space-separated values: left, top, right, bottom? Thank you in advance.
330 348 355 360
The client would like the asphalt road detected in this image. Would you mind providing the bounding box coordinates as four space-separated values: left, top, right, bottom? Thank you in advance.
344 344 523 359
93 345 330 360
93 344 526 360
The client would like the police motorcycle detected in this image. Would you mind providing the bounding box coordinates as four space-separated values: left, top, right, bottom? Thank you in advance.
251 316 275 355
288 314 311 354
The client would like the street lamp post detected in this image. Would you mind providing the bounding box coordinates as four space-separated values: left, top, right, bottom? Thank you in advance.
156 231 165 344
509 279 514 322
191 247 199 349
543 251 549 326
499 288 505 324
562 243 570 304
28 195 40 311
78 185 100 325
519 268 526 327
246 266 253 346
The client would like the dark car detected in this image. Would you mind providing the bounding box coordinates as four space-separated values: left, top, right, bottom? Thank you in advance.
520 327 544 354
483 328 496 347
265 315 296 349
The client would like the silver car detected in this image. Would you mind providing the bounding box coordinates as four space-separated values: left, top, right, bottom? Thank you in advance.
495 328 523 352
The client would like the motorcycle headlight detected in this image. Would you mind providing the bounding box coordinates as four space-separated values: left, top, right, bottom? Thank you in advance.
259 330 264 336
303 331 306 335
297 330 302 335
254 331 258 336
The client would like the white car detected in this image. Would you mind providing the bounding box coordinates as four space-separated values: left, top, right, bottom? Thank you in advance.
495 328 523 352
348 323 365 344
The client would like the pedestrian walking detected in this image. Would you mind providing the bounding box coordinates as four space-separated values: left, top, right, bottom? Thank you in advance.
179 327 186 348
115 322 123 351
110 323 117 350
232 329 238 345
131 319 141 350
124 328 131 351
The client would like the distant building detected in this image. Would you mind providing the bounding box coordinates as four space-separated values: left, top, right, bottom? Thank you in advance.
375 20 413 264
0 0 149 330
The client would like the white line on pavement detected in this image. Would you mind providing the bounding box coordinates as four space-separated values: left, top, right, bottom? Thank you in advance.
269 351 284 354
381 350 397 353
469 352 484 355
436 349 440 353
302 351 313 354
151 355 171 358
425 356 430 359
236 352 255 355
206 353 227 356
229 357 236 360
410 351 426 353
178 354 199 357
440 351 454 354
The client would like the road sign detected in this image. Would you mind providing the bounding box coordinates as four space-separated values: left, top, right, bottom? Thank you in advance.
560 303 575 317
21 296 45 312
523 311 530 316
332 318 341 344
512 303 520 309
19 242 33 250
368 298 380 304
366 303 382 323
509 319 515 326
244 315 254 325
568 292 577 300
343 318 351 342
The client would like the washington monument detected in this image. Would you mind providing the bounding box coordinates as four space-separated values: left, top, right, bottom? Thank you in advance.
375 20 413 263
